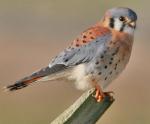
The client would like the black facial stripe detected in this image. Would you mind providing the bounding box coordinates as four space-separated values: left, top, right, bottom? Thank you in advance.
109 18 114 28
120 23 125 32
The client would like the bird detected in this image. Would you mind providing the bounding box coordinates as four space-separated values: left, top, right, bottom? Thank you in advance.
5 7 137 102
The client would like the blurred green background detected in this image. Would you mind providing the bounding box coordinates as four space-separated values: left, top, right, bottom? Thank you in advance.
0 0 150 124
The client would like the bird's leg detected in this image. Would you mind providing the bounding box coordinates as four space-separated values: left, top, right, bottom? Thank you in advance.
94 85 105 102
91 79 105 102
92 79 114 102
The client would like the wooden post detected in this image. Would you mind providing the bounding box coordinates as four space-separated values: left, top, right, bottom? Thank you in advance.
51 89 114 124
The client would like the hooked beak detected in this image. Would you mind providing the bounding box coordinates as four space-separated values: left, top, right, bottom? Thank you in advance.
128 21 136 29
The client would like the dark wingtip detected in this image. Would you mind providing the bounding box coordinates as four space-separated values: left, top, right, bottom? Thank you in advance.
5 82 28 91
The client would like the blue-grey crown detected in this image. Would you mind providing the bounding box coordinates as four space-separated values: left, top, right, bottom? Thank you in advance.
108 7 137 21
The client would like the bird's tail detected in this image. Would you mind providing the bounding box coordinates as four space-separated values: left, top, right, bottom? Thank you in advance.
5 64 68 91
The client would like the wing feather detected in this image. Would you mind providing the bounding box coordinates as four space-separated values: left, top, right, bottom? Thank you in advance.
50 33 112 67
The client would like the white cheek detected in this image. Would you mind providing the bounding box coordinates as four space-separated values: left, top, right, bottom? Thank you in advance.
114 18 122 31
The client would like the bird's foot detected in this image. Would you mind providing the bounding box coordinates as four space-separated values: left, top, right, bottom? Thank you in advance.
93 88 104 102
93 89 114 102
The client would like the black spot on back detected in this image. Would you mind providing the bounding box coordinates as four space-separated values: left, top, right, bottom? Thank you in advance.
83 40 86 43
83 35 87 38
104 65 108 69
98 72 102 75
111 57 114 61
76 44 79 47
64 59 69 62
109 62 112 65
95 61 99 65
91 36 94 39
101 55 104 59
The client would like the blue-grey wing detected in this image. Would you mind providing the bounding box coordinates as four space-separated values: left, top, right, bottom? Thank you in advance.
50 33 112 67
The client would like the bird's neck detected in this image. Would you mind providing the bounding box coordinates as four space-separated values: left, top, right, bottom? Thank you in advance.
112 29 134 43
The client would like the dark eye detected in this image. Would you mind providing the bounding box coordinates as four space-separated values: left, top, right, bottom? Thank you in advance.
119 16 125 21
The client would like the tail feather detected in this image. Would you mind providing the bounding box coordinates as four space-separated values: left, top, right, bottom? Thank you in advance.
6 82 28 91
6 64 68 91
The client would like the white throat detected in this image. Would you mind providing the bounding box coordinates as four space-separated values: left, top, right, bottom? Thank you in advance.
123 26 134 35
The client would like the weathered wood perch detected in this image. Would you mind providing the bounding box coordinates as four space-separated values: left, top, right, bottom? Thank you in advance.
51 88 114 124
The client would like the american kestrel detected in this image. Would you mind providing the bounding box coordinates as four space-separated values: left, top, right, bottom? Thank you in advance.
6 7 137 102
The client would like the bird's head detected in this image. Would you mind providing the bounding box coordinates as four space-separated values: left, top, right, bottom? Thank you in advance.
102 7 137 35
